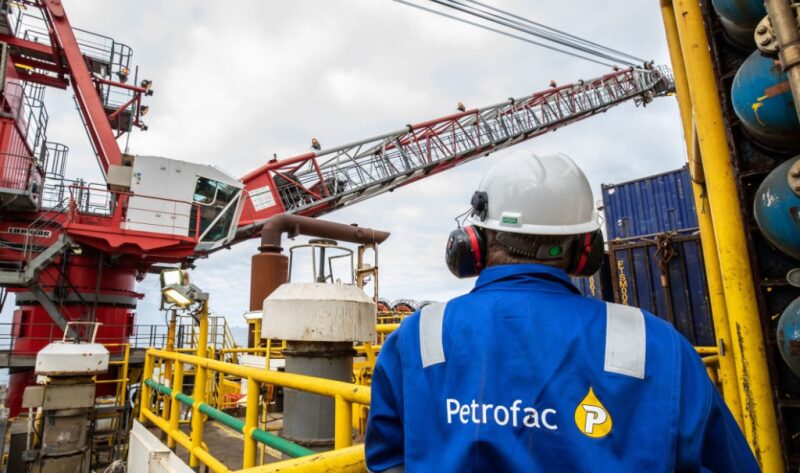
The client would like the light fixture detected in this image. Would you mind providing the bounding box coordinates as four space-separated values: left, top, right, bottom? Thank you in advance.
162 284 193 307
160 268 187 288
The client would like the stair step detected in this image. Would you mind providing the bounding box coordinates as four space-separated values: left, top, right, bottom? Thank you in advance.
0 270 24 286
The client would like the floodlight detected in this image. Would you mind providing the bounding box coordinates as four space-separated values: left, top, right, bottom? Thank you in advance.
160 268 187 289
162 284 193 307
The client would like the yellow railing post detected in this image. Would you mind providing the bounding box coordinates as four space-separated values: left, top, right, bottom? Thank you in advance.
335 395 352 449
190 300 209 469
139 351 154 423
243 377 259 469
671 0 784 469
168 359 184 450
163 310 177 421
658 0 743 426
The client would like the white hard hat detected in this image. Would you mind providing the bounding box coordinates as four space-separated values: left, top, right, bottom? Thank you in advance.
467 150 600 235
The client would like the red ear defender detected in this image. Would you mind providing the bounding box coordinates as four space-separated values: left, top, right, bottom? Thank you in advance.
445 225 487 278
567 230 604 277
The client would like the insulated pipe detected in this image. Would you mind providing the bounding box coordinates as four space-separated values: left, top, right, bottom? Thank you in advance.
765 0 800 124
259 214 390 252
672 1 783 469
659 0 743 426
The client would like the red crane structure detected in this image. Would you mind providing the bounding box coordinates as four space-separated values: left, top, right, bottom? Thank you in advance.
0 0 671 416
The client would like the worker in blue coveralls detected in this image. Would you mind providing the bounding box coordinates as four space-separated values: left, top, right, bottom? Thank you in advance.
365 150 759 472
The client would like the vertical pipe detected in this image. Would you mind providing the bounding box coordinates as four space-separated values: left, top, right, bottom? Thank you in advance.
190 300 209 469
334 395 352 449
139 351 154 423
672 0 783 469
168 360 184 450
243 377 259 468
659 0 743 426
764 0 800 123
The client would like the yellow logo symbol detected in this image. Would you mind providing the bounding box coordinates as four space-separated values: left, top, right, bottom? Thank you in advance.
574 387 612 438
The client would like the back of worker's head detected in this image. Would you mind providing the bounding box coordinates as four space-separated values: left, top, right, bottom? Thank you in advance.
445 150 603 278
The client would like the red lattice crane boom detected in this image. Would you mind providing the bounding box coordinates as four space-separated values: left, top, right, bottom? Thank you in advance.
235 66 672 241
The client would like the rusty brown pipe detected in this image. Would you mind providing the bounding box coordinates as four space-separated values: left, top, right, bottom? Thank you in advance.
259 214 390 253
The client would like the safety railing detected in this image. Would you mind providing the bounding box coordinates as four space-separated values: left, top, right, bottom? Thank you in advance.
66 185 204 239
0 322 172 356
0 81 49 159
0 152 43 195
140 348 370 472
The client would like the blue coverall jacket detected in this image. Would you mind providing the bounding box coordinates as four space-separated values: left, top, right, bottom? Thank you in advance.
365 264 759 472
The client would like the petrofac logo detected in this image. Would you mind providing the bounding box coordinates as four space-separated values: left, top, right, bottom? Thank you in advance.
446 399 557 430
574 387 612 438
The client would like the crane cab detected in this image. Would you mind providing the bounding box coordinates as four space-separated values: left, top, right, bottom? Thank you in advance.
109 155 245 252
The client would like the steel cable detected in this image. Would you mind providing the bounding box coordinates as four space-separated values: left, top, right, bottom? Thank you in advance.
459 0 647 64
392 0 617 67
432 0 639 66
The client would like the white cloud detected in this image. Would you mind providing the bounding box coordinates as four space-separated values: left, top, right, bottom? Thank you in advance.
1 0 684 332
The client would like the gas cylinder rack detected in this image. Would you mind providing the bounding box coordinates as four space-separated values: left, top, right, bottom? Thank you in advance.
661 0 800 469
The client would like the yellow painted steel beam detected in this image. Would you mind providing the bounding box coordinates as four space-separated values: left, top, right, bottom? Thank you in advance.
143 408 230 473
335 395 353 449
659 0 743 426
147 349 371 406
244 377 259 469
236 445 366 473
138 348 155 423
702 355 720 366
190 300 210 468
168 360 185 449
694 346 719 355
671 0 783 469
376 324 400 333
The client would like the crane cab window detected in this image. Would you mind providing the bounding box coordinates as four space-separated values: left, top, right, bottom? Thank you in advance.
190 177 241 243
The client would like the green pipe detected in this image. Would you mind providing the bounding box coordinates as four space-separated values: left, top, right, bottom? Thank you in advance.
144 379 314 457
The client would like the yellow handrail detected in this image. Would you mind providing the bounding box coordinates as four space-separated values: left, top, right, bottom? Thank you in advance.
140 344 370 472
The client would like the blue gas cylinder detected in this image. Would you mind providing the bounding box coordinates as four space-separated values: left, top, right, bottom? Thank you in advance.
754 156 800 260
778 297 800 378
711 0 766 49
732 50 800 149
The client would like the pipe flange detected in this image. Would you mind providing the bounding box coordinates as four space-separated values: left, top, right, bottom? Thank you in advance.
787 159 800 196
756 6 800 56
756 15 780 54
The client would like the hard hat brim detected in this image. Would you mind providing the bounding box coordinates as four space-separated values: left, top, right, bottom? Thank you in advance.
468 214 601 235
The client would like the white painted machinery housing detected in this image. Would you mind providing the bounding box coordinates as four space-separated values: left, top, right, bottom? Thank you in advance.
262 282 376 343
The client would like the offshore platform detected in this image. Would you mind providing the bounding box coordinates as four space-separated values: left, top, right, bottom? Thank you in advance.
0 0 797 472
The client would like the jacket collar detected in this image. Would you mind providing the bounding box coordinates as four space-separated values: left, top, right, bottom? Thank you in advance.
471 264 580 295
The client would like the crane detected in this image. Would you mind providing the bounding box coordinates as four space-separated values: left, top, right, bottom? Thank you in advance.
0 0 672 417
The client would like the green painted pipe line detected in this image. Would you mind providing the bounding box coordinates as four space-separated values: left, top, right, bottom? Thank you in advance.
144 379 314 457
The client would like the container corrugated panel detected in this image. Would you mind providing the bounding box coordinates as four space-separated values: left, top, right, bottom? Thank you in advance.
602 166 698 240
608 231 714 347
571 254 613 302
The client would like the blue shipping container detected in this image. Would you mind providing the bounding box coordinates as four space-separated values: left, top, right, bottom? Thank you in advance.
602 166 698 240
608 232 714 347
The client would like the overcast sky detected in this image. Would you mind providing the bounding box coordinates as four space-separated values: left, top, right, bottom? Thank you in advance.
0 0 685 329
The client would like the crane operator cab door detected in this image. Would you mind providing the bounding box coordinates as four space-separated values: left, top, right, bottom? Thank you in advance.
119 155 245 251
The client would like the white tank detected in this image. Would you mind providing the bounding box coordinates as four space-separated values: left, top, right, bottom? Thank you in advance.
262 282 376 343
